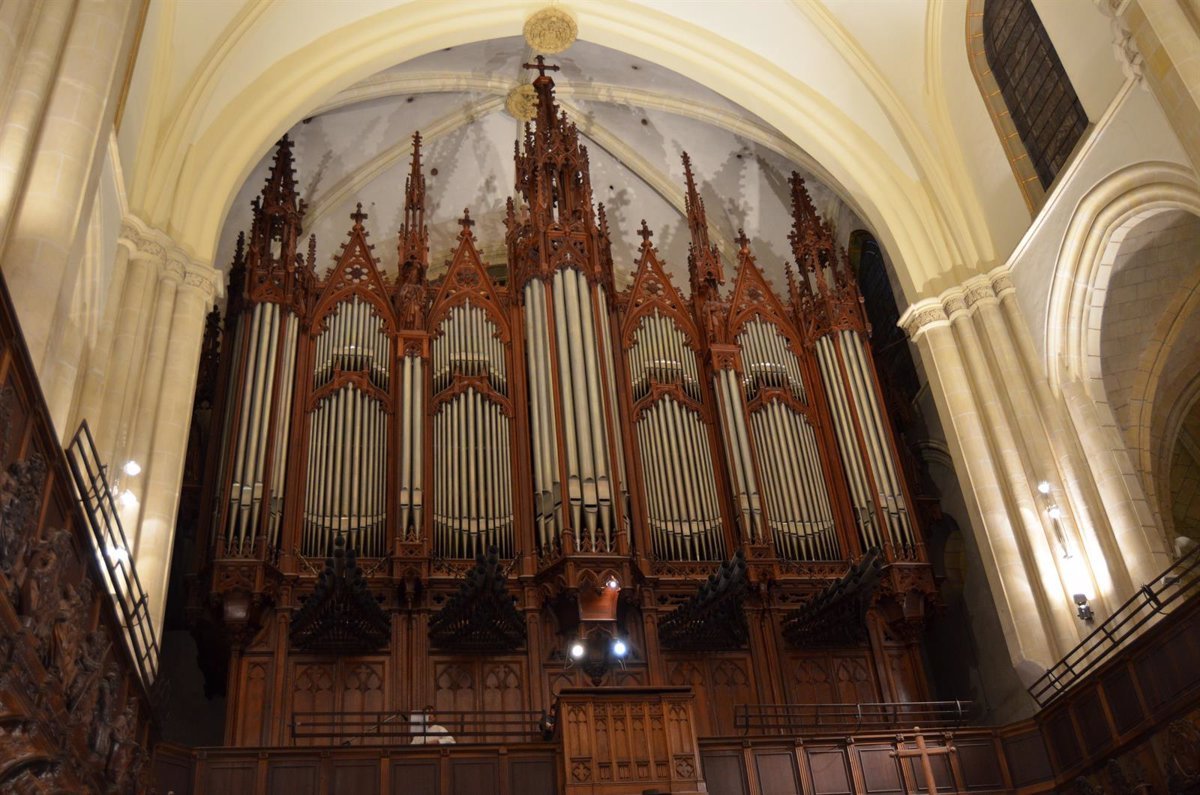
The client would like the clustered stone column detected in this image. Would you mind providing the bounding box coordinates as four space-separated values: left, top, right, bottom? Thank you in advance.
901 266 1171 679
75 214 222 638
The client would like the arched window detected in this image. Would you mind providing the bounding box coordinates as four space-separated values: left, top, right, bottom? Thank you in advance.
968 0 1088 209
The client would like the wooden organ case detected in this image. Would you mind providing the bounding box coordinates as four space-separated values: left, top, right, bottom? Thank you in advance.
186 63 939 754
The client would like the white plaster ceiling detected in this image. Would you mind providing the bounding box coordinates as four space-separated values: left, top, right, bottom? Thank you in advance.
215 36 866 295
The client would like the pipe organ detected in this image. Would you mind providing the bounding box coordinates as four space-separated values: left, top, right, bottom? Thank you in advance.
190 62 939 751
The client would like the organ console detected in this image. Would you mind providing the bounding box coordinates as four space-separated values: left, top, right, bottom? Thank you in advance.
186 61 938 749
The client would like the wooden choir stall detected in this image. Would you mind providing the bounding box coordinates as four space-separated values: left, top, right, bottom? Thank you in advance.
179 60 944 795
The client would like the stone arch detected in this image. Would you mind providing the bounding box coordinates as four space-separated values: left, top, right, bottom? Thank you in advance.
135 2 972 307
1046 162 1200 555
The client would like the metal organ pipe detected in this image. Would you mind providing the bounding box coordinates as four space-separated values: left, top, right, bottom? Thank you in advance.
735 319 838 560
627 312 723 561
221 301 296 556
431 302 514 559
303 296 389 559
816 335 880 551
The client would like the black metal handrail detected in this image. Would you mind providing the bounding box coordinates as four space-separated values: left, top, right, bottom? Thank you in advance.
290 709 551 745
64 420 160 686
734 700 975 735
1027 543 1200 707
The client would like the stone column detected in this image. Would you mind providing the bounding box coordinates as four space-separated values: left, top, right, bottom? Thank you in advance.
901 301 1060 675
90 216 221 639
71 236 130 439
136 252 219 638
0 0 137 384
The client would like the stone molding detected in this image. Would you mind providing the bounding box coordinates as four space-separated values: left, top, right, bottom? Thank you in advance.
120 214 223 302
899 264 1015 339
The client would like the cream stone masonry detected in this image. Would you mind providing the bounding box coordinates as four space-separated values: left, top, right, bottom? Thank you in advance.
75 214 222 638
1 0 139 396
902 266 1173 677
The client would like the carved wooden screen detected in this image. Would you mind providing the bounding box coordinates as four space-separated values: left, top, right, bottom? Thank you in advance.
983 0 1087 189
623 240 725 561
430 226 515 559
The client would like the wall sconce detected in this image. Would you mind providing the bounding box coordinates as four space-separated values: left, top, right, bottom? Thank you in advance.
1073 593 1094 622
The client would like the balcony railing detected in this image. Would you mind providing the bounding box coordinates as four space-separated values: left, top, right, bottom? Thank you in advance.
1027 543 1200 707
65 420 160 686
290 709 552 745
734 700 975 735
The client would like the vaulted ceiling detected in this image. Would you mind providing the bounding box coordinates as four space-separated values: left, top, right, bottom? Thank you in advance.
215 37 866 293
117 0 1124 304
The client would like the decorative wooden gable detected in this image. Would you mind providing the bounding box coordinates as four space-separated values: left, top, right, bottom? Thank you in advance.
311 204 396 334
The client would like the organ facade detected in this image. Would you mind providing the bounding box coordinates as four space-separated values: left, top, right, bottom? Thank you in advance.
187 63 938 749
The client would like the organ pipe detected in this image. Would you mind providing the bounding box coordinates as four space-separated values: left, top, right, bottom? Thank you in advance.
736 319 839 561
302 296 390 558
628 311 723 561
432 295 515 559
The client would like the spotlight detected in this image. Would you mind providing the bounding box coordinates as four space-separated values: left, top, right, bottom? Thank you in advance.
1047 505 1063 520
118 489 139 510
611 638 627 657
570 641 585 659
1073 593 1094 622
1037 481 1051 495
606 577 620 590
122 460 142 477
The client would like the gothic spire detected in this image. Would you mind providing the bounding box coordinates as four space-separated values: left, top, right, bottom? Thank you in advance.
682 152 724 303
398 131 428 284
787 171 865 337
261 134 302 216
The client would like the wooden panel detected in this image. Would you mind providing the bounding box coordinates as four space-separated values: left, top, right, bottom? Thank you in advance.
1100 666 1143 735
753 750 800 795
238 660 271 745
452 759 499 795
701 752 749 795
332 762 379 795
807 749 852 795
856 745 903 793
341 661 386 714
956 740 1004 791
1043 708 1082 769
267 760 319 795
784 652 877 706
509 758 557 795
1072 690 1112 753
153 754 194 795
391 761 438 795
901 747 953 792
1002 731 1052 787
291 663 335 747
206 763 256 794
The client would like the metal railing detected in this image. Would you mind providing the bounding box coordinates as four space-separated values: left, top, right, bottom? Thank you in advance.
1028 543 1200 707
734 700 975 735
65 421 160 686
290 709 552 745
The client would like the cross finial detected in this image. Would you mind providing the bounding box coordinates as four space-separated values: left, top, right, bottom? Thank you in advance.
735 228 751 252
351 202 368 226
637 220 654 246
522 55 561 78
459 208 475 232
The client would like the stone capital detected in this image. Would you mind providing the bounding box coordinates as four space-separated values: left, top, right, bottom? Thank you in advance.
121 213 224 302
898 298 949 340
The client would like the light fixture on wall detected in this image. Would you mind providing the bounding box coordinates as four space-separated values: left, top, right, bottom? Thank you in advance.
122 460 141 477
1073 593 1094 622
